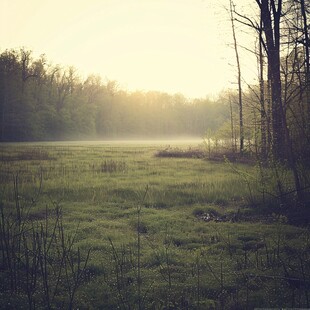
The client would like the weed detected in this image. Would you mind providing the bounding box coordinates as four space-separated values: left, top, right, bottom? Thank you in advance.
0 142 309 309
0 174 91 309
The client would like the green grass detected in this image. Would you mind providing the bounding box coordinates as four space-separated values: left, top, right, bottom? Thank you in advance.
0 141 309 309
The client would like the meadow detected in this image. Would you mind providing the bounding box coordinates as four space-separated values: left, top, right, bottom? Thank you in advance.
0 141 309 309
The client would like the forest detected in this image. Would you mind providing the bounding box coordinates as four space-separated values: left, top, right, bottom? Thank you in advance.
0 48 230 141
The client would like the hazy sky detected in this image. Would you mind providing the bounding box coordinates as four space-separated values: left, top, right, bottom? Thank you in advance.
1 0 257 98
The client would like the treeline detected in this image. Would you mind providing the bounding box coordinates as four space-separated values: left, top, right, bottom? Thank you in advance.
212 0 310 207
0 48 229 141
225 0 310 164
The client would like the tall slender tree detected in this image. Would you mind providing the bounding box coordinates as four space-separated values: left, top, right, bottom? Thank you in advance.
299 0 310 128
230 0 244 154
258 13 268 160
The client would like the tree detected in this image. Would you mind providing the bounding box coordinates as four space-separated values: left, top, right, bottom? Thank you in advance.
258 12 268 160
230 0 244 154
300 0 309 111
256 0 287 160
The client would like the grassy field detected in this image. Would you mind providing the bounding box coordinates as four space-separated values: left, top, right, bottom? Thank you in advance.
0 141 309 309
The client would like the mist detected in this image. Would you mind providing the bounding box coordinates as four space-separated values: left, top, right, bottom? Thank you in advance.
0 49 230 142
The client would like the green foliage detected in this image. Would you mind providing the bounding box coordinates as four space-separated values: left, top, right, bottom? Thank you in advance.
1 142 309 309
0 48 229 142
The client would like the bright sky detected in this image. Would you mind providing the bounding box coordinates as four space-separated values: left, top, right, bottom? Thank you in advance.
1 0 258 99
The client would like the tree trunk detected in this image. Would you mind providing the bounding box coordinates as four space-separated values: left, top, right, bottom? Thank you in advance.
229 95 236 153
230 0 244 154
259 16 267 161
259 0 287 160
300 0 310 132
1 70 8 141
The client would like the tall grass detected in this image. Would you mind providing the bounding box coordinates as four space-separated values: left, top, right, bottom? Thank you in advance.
0 174 90 309
0 142 309 309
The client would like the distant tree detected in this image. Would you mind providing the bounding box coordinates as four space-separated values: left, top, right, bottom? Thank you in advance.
0 48 232 141
55 68 71 113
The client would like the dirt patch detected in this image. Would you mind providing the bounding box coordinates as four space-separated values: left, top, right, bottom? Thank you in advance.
196 210 238 223
195 209 287 224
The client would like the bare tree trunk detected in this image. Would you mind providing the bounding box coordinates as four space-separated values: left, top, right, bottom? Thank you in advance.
300 0 309 76
258 0 287 160
266 67 272 154
300 0 310 130
259 16 267 161
230 0 244 154
1 70 7 141
229 95 236 153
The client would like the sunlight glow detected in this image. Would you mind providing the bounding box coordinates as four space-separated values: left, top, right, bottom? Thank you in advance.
1 0 257 98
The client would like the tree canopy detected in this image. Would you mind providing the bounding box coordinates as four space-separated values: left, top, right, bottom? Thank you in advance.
0 48 230 142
